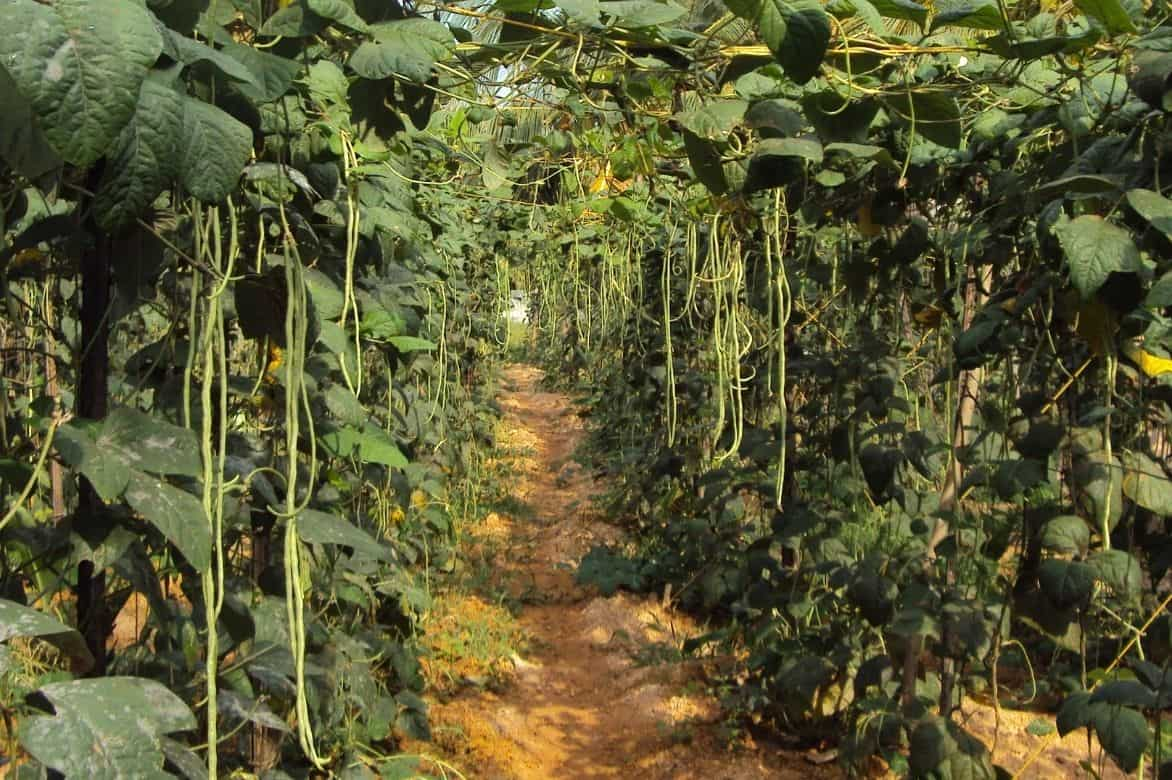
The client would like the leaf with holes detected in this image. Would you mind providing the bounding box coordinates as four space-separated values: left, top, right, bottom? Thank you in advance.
0 0 162 166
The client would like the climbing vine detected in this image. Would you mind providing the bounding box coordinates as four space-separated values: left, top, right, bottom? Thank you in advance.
0 0 1170 775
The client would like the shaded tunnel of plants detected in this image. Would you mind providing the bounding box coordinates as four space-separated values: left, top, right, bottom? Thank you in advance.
1 0 1172 775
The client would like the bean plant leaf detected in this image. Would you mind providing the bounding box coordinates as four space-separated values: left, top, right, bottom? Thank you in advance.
601 0 688 27
19 677 196 779
348 19 454 84
1092 706 1149 771
1090 680 1158 708
1120 451 1172 515
220 43 303 104
722 0 831 83
869 0 928 26
754 137 823 163
1038 559 1097 609
909 717 996 778
94 77 184 231
260 1 329 36
1073 0 1136 34
1126 188 1172 240
745 99 805 137
682 130 729 195
931 0 1004 31
124 471 212 572
1052 215 1142 300
387 335 437 352
0 0 163 167
881 92 962 148
0 67 61 178
297 509 393 560
557 0 603 27
178 97 253 203
1057 691 1099 735
97 407 201 478
0 598 93 672
1039 515 1090 555
1089 549 1142 599
674 100 748 140
158 29 262 89
306 0 371 32
358 425 409 468
54 422 131 502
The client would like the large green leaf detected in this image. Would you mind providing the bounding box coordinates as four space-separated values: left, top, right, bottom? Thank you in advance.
124 471 212 572
1039 515 1090 555
0 67 61 178
1120 450 1172 515
1038 559 1097 609
674 99 748 140
97 407 201 478
931 0 1003 31
601 0 688 27
306 0 370 32
178 97 253 203
881 91 962 148
297 509 393 560
1126 188 1172 240
93 77 184 231
682 130 729 195
260 0 329 36
1089 549 1143 599
868 0 927 26
1091 706 1149 772
0 0 162 167
220 43 302 104
158 29 261 89
54 423 131 502
722 0 830 83
0 599 93 672
909 717 997 778
20 677 196 779
348 19 454 84
1052 215 1143 300
557 0 603 27
358 425 409 468
1073 0 1136 35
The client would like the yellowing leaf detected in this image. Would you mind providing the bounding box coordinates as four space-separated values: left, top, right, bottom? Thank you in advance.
1074 298 1117 356
1122 342 1172 377
857 199 881 237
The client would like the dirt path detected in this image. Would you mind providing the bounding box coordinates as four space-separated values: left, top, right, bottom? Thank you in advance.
419 364 837 779
414 364 1123 780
